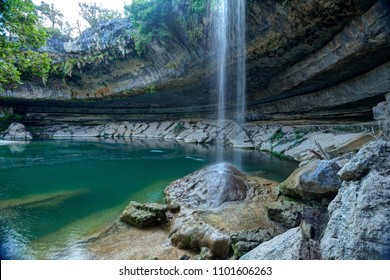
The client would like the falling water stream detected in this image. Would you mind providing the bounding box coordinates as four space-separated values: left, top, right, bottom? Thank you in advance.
214 0 246 165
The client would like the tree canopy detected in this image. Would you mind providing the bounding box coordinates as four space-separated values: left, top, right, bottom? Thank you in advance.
79 2 122 28
0 0 51 91
36 1 63 29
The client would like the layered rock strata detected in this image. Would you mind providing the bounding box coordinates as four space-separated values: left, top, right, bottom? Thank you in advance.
1 0 388 122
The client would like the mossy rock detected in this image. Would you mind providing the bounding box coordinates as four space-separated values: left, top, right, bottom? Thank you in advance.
120 201 168 228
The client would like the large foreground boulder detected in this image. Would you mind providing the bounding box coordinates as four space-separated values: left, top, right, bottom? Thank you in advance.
165 163 280 258
320 141 390 259
165 163 250 208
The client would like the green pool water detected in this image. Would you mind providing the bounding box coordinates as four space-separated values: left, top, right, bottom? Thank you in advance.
0 138 297 259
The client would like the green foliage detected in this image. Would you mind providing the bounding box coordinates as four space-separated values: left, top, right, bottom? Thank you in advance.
269 129 286 143
146 85 157 93
36 1 63 29
187 0 207 13
36 2 74 39
125 0 209 55
294 127 318 140
0 0 51 91
125 0 173 55
50 51 120 78
173 123 186 134
271 151 295 161
41 26 62 38
78 2 122 28
0 113 24 132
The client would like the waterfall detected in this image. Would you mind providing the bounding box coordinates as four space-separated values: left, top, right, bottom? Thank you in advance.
213 0 246 163
234 0 246 126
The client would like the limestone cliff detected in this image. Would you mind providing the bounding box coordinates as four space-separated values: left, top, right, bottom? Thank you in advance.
1 0 389 125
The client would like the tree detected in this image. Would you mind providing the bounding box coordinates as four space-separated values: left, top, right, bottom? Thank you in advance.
78 2 122 28
36 2 76 39
124 0 174 55
73 20 84 37
0 0 51 91
36 1 64 29
61 21 75 39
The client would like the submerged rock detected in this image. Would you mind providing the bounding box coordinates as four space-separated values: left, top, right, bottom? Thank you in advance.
321 141 390 260
279 160 341 200
0 189 88 210
82 220 196 260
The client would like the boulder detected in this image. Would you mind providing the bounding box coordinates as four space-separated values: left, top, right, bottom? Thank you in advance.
183 130 209 144
240 226 321 260
169 214 231 259
224 121 254 148
140 122 160 138
230 229 273 259
165 163 280 258
165 163 249 208
321 141 390 259
120 201 169 228
153 121 174 137
71 126 101 137
267 199 328 239
279 160 342 200
284 132 373 162
338 140 390 181
114 124 127 137
373 93 390 139
2 123 32 140
267 202 303 229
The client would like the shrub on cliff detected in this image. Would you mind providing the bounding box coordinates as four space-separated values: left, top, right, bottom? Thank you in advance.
125 0 209 55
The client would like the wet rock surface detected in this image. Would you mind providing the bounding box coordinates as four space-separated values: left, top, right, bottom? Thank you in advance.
165 163 249 208
164 163 281 258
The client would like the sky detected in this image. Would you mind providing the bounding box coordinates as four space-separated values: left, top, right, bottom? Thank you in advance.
32 0 132 31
